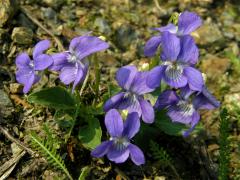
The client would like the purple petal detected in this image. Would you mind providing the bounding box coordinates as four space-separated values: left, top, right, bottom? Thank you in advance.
91 140 113 157
71 36 109 60
167 103 196 124
72 62 89 92
139 99 154 123
146 65 166 89
116 65 137 90
177 35 199 65
16 69 39 93
105 109 123 137
33 40 51 59
122 112 140 138
193 87 220 110
180 85 195 100
23 74 36 93
104 92 125 112
16 53 31 69
178 11 202 35
183 111 200 137
160 32 180 61
59 64 78 85
184 67 203 91
128 143 145 165
72 65 84 92
152 23 178 33
69 32 92 49
127 99 142 118
131 71 155 95
107 148 130 164
154 90 179 110
34 54 53 71
144 35 161 57
163 69 188 88
49 52 69 71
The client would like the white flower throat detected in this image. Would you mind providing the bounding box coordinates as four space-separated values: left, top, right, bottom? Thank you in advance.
164 61 183 80
111 137 129 151
67 49 80 63
177 100 195 116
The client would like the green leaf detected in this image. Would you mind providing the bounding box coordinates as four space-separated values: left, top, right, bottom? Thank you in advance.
155 111 203 136
28 87 76 109
78 166 91 180
78 117 102 150
155 111 188 136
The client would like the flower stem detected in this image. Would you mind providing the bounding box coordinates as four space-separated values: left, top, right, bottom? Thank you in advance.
93 54 100 100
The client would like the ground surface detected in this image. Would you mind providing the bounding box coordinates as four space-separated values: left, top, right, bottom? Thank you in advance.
0 0 240 179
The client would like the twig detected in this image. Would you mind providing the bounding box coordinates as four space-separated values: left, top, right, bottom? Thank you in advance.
153 0 166 14
0 127 35 156
20 6 65 51
80 69 90 96
0 149 26 178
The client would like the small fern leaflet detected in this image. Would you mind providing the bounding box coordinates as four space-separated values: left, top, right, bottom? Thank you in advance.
30 133 73 180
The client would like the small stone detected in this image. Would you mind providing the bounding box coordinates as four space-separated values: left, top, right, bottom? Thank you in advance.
115 25 138 50
0 89 12 107
208 144 219 152
0 89 13 121
224 93 240 110
11 27 33 45
9 83 23 94
0 28 9 43
195 22 223 47
0 0 18 27
200 54 230 80
42 0 64 8
94 17 111 35
154 176 166 180
16 13 36 30
11 142 22 155
41 7 57 22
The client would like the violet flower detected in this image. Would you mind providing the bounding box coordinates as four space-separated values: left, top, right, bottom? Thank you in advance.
16 40 53 93
50 34 109 91
104 65 155 123
147 31 203 91
91 109 145 165
144 11 202 57
154 87 220 136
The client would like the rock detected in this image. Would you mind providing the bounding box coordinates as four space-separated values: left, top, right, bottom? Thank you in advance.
16 13 36 30
11 27 33 45
41 7 57 22
9 83 22 94
154 176 166 180
0 0 18 27
0 28 9 43
115 25 138 50
42 0 65 8
224 92 240 111
0 89 12 107
0 89 13 121
195 22 223 47
200 54 230 80
94 17 111 35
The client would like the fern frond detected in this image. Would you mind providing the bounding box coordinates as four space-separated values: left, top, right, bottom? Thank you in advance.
78 166 91 180
149 140 172 166
219 108 230 180
149 140 180 179
30 132 73 180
